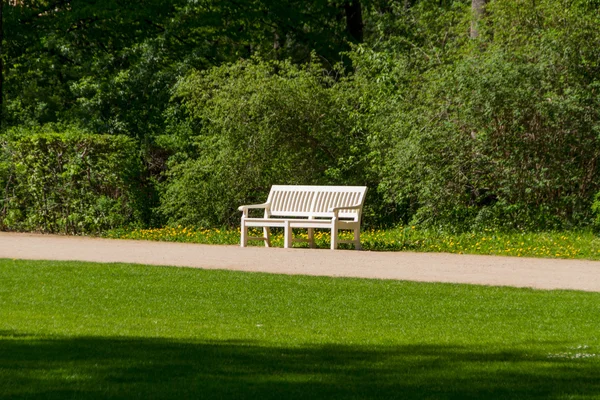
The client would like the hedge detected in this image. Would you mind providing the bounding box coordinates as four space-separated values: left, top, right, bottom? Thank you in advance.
0 131 143 234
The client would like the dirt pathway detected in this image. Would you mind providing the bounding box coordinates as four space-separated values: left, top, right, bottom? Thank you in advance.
1 232 599 292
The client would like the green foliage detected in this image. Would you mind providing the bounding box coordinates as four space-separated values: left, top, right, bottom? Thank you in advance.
159 57 368 227
354 0 600 231
4 0 600 233
2 0 358 139
591 192 600 231
0 127 143 234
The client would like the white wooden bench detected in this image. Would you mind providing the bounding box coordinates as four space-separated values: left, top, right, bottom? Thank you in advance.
238 185 368 250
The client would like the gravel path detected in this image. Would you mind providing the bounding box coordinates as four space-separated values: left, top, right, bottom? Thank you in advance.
1 232 599 292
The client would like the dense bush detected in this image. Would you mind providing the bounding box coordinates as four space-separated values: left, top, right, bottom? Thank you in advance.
0 128 144 234
353 0 600 231
157 0 600 231
158 58 370 227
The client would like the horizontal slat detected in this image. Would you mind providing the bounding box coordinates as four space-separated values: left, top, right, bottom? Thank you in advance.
289 220 333 226
271 185 367 192
244 217 320 222
245 217 359 224
244 219 288 227
269 211 315 217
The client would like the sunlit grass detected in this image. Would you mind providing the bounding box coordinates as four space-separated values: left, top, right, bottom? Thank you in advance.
1 259 600 399
105 226 600 260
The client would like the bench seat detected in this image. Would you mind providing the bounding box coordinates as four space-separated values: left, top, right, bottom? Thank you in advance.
238 185 367 250
243 217 360 229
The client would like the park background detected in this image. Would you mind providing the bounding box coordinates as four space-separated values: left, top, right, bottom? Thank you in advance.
1 0 600 242
2 3 600 398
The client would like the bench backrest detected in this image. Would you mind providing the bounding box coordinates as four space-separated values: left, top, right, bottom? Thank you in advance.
266 185 368 220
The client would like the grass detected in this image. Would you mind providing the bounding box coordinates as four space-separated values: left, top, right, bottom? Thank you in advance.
105 226 600 260
1 258 600 399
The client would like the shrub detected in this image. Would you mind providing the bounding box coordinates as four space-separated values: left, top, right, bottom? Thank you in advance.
0 128 144 234
159 57 370 227
355 0 600 231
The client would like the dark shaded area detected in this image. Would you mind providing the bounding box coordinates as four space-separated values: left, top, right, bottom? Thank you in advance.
344 0 363 42
0 332 599 399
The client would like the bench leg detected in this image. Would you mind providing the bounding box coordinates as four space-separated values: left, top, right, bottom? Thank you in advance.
284 221 292 249
308 228 315 248
263 227 272 247
241 221 248 247
330 226 338 250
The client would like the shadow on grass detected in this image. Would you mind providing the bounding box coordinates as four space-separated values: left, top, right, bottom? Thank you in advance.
1 332 599 399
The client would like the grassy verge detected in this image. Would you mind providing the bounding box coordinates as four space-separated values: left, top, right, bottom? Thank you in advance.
1 259 600 399
105 226 600 260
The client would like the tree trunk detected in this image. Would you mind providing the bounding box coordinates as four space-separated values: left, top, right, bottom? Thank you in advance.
344 0 363 43
470 0 487 38
273 30 281 59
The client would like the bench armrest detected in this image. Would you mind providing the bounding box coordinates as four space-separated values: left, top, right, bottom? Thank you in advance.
328 204 363 218
238 203 271 217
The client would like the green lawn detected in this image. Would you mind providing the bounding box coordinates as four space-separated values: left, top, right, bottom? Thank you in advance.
1 259 600 399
